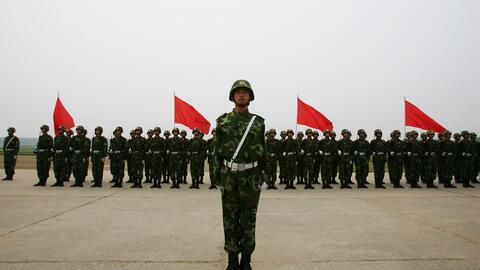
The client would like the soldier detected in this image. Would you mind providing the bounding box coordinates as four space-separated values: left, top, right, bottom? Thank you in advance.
319 129 335 189
353 129 370 189
2 127 19 180
337 129 354 189
199 131 208 184
302 129 317 189
453 133 463 184
180 130 189 184
91 126 108 187
470 132 480 184
459 131 475 188
126 130 135 183
313 130 321 184
420 132 428 184
83 129 91 181
109 127 128 188
65 129 74 181
282 129 297 189
403 131 412 185
162 130 171 183
144 129 154 183
52 126 69 186
296 131 305 184
424 130 439 188
265 129 280 189
150 127 166 188
278 130 287 185
130 127 147 188
330 131 340 184
388 130 405 188
438 131 457 188
34 125 53 186
169 127 183 188
207 128 218 189
188 128 204 189
405 131 423 188
370 129 387 188
214 79 266 270
70 126 88 187
436 132 445 184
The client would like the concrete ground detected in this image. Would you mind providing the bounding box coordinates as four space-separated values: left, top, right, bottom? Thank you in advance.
0 170 479 270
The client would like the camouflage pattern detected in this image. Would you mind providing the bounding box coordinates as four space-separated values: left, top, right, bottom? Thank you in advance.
207 129 217 189
337 130 353 188
162 130 171 183
2 129 20 180
353 130 370 188
127 131 135 183
301 130 317 189
109 130 128 187
150 129 166 188
424 132 439 187
70 128 88 186
214 108 266 256
282 130 297 189
168 129 184 188
438 131 457 188
459 132 476 187
180 130 189 184
313 131 321 184
91 130 108 187
330 131 339 184
319 131 335 188
370 130 388 188
189 129 205 188
144 130 154 183
406 132 423 188
52 129 69 186
65 129 73 181
34 127 53 185
129 131 147 188
295 132 305 184
278 131 287 184
265 130 281 189
388 131 405 188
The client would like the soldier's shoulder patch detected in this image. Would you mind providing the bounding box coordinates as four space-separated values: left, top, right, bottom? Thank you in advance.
216 113 228 122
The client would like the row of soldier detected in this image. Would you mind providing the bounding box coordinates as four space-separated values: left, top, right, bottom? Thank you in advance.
2 126 480 190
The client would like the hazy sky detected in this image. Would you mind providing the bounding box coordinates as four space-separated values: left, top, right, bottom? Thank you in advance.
1 0 478 138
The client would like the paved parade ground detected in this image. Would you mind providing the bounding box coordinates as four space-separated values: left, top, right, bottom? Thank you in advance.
0 169 479 270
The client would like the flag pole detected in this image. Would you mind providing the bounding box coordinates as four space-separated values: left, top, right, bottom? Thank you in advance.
403 96 406 136
173 91 176 129
295 93 298 134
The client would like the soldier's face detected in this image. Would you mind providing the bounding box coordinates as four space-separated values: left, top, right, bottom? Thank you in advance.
412 133 418 140
76 130 82 136
59 130 65 135
95 130 102 136
41 128 48 134
147 132 153 138
324 133 330 139
375 133 382 139
8 131 14 136
287 133 293 138
165 134 170 138
233 89 250 106
194 132 199 138
154 131 160 136
281 134 286 139
343 134 350 140
135 130 142 136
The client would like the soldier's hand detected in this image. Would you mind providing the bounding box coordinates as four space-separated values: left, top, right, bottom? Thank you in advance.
282 152 287 157
338 150 342 155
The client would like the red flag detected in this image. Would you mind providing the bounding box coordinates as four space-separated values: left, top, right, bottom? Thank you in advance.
297 98 333 131
174 96 211 134
405 100 446 133
53 96 75 135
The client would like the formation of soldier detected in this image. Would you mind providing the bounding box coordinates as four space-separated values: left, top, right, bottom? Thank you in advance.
2 127 480 190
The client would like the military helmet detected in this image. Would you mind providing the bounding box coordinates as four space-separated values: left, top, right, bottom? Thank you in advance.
331 131 336 136
211 128 216 134
40 125 50 131
280 130 287 136
393 130 401 135
153 127 161 132
7 127 15 133
426 130 434 136
341 129 351 136
58 126 66 132
75 125 85 131
313 130 319 135
114 126 123 133
95 126 103 132
305 129 313 135
130 129 135 135
443 130 452 136
453 133 461 138
147 129 153 134
192 128 201 134
172 127 180 133
420 132 427 138
135 127 143 133
297 131 304 136
374 129 382 135
461 130 469 137
357 129 366 136
229 79 254 102
286 129 294 135
471 132 477 138
410 130 418 136
269 128 277 135
164 129 171 135
323 129 331 135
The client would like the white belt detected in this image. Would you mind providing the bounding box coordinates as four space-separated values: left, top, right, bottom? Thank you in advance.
224 160 258 172
153 151 161 154
92 150 100 153
114 150 121 154
287 152 295 156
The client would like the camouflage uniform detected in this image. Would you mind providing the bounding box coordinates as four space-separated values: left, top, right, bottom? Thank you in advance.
150 127 166 188
83 130 91 181
126 130 135 183
2 127 19 180
319 130 335 189
330 131 340 184
337 129 353 188
109 127 128 187
199 132 207 184
91 127 108 187
278 131 287 184
180 130 189 184
313 131 321 184
162 130 171 183
388 130 405 188
459 131 475 188
405 131 423 188
189 128 204 189
296 131 305 184
353 129 370 188
424 131 439 188
282 130 298 189
302 129 317 189
370 129 388 188
438 131 457 188
470 133 480 183
65 129 73 181
453 133 463 183
34 125 53 186
52 127 69 186
214 80 266 268
70 126 88 187
169 128 183 188
130 127 147 188
144 130 154 183
265 129 281 189
207 129 217 189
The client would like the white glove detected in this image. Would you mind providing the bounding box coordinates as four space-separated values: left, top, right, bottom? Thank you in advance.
354 151 358 155
300 150 304 154
390 152 395 156
166 150 170 154
407 152 412 156
282 152 287 157
442 152 446 156
338 150 342 155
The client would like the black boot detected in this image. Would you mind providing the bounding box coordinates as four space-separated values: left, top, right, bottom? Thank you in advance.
226 252 240 270
240 254 252 270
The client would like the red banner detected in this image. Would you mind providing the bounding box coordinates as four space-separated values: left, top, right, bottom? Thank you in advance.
174 96 211 134
405 100 446 132
53 96 75 135
297 98 333 132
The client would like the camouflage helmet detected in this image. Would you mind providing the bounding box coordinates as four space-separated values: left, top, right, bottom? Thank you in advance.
443 130 452 136
130 129 135 135
305 129 313 135
471 132 477 138
393 130 401 135
66 129 73 135
114 126 123 133
180 130 187 135
95 126 103 132
323 129 331 135
192 128 201 134
269 128 277 135
313 130 319 136
135 126 143 133
58 126 66 132
420 132 427 138
331 131 336 136
410 130 418 136
453 133 461 139
75 125 85 132
211 128 216 134
286 129 294 135
280 130 287 136
297 131 304 136
7 127 16 133
374 129 382 135
164 129 171 135
426 130 434 136
229 79 254 102
40 125 50 131
153 127 161 132
357 129 366 136
147 129 153 134
341 129 351 136
461 130 469 137
172 127 180 133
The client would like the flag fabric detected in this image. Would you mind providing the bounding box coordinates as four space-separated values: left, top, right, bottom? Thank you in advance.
53 96 75 135
297 98 333 132
405 100 446 133
174 96 211 134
